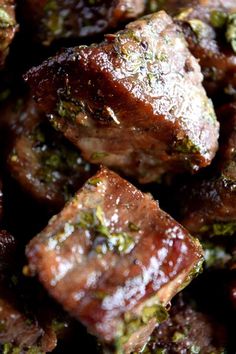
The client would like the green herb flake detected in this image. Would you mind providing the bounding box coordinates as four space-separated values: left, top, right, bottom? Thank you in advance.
226 13 236 53
116 303 168 352
77 207 135 255
172 331 186 342
174 137 199 154
0 8 14 28
0 89 10 102
90 152 109 160
128 222 140 232
51 319 66 333
210 10 227 28
141 304 168 324
200 221 236 237
2 344 21 354
190 344 201 354
188 19 209 40
88 178 102 186
0 320 5 332
155 349 167 354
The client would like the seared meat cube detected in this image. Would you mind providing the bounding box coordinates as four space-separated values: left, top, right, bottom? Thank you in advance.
0 0 17 67
146 294 227 354
26 167 203 353
0 283 72 353
24 11 219 183
178 103 236 237
22 0 145 46
153 0 236 97
0 289 46 353
4 97 95 210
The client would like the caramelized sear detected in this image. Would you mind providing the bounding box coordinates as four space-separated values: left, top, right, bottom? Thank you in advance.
3 96 95 210
26 167 203 353
24 11 219 183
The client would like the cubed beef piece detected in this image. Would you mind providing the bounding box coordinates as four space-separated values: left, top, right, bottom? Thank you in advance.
0 284 72 353
4 97 95 210
22 0 145 46
24 11 219 183
0 0 17 67
178 103 236 237
146 294 227 354
153 0 236 97
26 167 203 353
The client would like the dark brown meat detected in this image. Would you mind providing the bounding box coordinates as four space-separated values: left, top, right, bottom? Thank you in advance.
178 103 236 237
153 0 236 97
24 11 219 183
0 230 15 276
0 230 71 353
26 167 203 353
145 295 227 354
3 96 95 210
22 0 145 46
0 0 17 67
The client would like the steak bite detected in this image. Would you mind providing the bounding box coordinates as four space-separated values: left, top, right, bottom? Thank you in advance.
22 0 145 46
0 0 17 67
24 11 219 183
154 0 236 97
146 295 227 354
26 167 203 353
5 97 95 210
178 103 236 237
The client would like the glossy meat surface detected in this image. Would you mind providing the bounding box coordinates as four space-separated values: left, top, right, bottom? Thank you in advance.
23 0 145 45
26 167 203 352
25 11 219 183
155 0 236 97
4 97 95 210
0 0 17 67
179 103 236 236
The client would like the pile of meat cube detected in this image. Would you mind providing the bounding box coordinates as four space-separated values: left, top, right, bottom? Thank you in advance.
0 1 236 353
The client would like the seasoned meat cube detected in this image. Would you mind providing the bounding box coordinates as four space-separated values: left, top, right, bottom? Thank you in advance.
24 11 219 183
154 0 236 97
4 97 95 210
178 103 236 237
0 0 17 67
0 289 46 353
22 0 145 46
146 294 227 354
26 167 203 353
0 283 72 353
